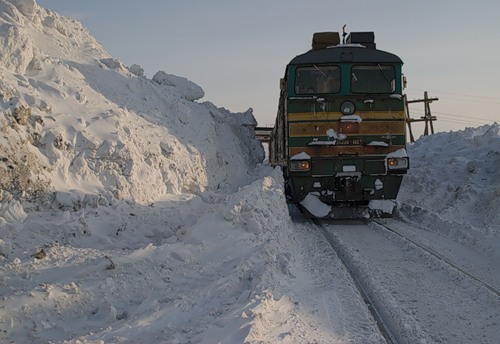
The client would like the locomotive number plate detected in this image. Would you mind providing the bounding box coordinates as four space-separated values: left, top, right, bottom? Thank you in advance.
336 138 363 146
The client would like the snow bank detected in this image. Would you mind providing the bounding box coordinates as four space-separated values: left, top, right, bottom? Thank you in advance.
0 167 292 343
152 71 205 101
0 0 264 217
399 124 500 255
0 4 270 341
7 0 36 17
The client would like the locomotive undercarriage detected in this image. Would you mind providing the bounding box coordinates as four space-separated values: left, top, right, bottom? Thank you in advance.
286 172 402 219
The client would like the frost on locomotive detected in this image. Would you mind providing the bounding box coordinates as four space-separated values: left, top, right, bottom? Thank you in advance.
269 31 409 219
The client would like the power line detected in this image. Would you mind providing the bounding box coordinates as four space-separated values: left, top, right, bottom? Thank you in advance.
405 91 497 136
407 106 497 129
407 88 500 101
439 118 490 126
440 97 499 106
435 112 494 123
410 114 490 126
408 110 493 126
408 107 495 123
407 93 500 106
408 102 497 123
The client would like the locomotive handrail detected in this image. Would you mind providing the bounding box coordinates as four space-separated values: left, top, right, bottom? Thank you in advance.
255 126 273 142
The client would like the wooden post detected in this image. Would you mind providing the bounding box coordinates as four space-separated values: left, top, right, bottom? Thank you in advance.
405 92 439 140
424 91 435 135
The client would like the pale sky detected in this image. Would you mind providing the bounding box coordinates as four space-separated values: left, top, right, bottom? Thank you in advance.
37 0 500 135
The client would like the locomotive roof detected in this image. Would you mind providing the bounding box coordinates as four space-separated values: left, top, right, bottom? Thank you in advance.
288 45 403 65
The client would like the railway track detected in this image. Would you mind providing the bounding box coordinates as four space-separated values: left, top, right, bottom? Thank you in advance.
314 217 500 343
315 219 398 344
371 219 500 298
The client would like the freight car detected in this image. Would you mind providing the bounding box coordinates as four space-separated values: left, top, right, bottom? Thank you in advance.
269 31 409 218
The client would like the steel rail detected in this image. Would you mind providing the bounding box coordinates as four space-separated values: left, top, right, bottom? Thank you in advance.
314 219 398 344
372 219 500 298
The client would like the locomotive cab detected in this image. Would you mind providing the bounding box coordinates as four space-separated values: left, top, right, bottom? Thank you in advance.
269 31 409 219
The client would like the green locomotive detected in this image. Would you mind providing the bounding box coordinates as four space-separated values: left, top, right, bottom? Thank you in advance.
269 31 409 218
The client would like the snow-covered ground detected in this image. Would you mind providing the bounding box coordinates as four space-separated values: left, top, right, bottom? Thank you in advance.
1 1 499 343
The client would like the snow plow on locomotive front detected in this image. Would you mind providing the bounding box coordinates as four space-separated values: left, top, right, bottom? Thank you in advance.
269 31 409 219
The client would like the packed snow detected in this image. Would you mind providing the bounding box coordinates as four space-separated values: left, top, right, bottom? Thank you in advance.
1 1 499 343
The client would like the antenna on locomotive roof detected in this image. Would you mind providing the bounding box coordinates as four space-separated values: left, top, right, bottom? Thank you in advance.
342 25 347 44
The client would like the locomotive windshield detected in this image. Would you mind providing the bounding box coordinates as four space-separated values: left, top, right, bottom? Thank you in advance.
295 65 341 94
294 64 397 95
351 65 396 94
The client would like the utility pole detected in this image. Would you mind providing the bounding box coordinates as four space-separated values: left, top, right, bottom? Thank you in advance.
405 91 439 142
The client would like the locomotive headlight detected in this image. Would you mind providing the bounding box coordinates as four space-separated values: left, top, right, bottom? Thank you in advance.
340 101 355 115
290 160 310 171
339 121 360 134
387 157 409 170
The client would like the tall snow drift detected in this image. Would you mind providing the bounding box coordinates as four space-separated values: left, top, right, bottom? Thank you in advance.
0 0 264 213
399 124 500 255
